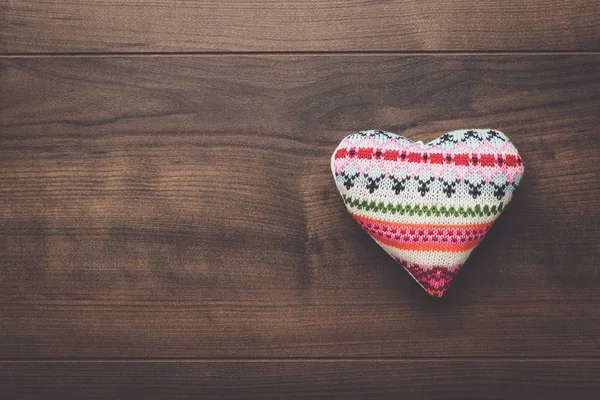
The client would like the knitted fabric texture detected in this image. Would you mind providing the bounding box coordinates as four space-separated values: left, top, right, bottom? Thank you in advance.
331 129 524 297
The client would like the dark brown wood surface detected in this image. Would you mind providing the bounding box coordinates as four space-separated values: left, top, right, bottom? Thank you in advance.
1 1 600 399
1 0 600 53
2 55 600 360
2 360 599 399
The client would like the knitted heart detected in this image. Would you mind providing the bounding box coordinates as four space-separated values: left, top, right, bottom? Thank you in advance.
331 129 524 297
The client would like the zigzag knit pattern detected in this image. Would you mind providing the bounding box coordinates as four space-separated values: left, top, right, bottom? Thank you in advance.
331 129 524 297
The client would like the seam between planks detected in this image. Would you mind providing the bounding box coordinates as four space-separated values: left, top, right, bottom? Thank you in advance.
2 357 600 363
1 50 600 58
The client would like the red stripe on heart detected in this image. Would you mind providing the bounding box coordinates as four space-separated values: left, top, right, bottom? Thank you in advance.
334 147 519 167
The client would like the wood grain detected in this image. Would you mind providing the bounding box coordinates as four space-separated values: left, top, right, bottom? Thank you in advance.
2 55 599 359
2 360 600 400
1 1 599 53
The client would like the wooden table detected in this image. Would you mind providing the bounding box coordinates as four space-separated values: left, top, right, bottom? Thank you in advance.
1 1 599 398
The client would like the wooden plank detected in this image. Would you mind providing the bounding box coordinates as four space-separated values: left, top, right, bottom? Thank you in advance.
2 360 599 399
1 56 599 358
1 1 599 53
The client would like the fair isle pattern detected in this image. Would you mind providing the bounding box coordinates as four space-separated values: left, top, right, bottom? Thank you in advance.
331 129 524 297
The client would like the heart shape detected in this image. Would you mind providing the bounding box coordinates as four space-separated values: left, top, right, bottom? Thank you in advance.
331 129 524 297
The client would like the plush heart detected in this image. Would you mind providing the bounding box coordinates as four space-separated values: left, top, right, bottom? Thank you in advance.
331 129 524 297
